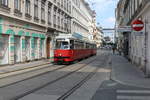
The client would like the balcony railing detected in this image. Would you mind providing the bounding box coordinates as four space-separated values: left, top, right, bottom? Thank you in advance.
14 9 22 17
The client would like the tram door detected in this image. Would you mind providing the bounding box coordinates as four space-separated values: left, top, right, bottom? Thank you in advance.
25 37 30 61
46 37 51 59
14 36 21 63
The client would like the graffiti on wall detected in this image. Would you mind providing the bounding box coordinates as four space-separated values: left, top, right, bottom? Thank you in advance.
0 35 9 64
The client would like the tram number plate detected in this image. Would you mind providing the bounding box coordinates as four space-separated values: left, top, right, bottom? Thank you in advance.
58 59 63 61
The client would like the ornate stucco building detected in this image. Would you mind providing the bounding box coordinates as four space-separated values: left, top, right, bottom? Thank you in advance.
0 0 72 65
71 0 95 41
0 0 96 65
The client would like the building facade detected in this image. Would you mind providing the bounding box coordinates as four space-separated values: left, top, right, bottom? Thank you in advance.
93 27 103 48
0 0 96 66
116 0 150 75
71 0 94 41
0 0 72 65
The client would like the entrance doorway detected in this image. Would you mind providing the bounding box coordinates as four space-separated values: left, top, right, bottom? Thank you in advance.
25 37 30 61
14 36 21 63
0 35 9 65
46 37 51 59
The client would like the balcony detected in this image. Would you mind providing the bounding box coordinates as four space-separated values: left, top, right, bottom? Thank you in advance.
34 16 39 22
57 2 60 7
14 9 22 17
54 24 56 28
25 13 32 20
41 19 46 24
48 22 51 26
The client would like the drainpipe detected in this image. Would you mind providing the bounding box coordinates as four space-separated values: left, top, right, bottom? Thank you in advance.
144 18 149 77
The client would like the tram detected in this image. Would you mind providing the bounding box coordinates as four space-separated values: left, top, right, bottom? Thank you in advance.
54 34 97 64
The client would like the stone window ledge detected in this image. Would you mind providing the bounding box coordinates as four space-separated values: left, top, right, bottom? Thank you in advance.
0 4 10 13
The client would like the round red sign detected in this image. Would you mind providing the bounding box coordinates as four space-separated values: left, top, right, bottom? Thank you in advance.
131 20 144 31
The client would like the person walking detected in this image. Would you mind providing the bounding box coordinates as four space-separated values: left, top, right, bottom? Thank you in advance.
112 44 116 54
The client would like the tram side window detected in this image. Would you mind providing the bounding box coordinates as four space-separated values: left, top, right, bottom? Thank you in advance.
74 41 78 49
70 40 74 49
86 43 90 49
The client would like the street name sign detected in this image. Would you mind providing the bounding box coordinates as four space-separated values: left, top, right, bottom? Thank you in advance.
117 26 132 32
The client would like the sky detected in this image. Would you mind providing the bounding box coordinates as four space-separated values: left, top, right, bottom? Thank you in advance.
85 0 119 39
86 0 119 28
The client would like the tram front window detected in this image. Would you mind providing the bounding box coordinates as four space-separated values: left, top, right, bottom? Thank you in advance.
56 41 69 49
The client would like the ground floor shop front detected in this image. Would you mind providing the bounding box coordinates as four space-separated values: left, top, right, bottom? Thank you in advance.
0 17 55 65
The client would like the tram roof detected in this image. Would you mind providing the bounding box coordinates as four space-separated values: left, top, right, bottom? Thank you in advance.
55 33 95 44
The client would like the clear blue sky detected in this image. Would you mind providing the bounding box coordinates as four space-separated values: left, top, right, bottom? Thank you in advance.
86 0 119 28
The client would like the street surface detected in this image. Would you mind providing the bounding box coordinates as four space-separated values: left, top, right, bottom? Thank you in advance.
0 50 149 100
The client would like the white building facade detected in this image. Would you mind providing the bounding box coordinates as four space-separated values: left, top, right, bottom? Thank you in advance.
71 0 94 41
0 0 72 65
116 0 150 75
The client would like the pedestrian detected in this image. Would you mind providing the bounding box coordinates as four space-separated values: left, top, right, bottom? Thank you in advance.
118 47 122 55
112 44 116 54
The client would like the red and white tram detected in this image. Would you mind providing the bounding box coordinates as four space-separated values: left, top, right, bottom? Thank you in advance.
54 35 97 64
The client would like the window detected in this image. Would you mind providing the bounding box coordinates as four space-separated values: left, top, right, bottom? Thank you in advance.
0 0 8 6
69 1 71 13
25 0 30 14
56 40 69 50
53 8 57 26
34 0 38 18
48 4 52 24
14 0 21 11
64 0 66 10
61 0 63 7
41 0 45 21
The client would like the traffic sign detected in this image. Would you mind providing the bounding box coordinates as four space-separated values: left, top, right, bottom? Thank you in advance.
117 26 132 32
131 20 144 31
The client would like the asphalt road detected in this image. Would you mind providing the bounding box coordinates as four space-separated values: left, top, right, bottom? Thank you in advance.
92 80 150 100
2 50 149 100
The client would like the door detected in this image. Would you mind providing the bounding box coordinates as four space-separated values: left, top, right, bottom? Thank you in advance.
25 37 30 61
14 36 21 63
40 39 45 58
0 35 9 65
34 38 38 59
46 37 51 59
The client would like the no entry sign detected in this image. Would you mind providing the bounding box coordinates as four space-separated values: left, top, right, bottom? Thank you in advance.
131 20 144 31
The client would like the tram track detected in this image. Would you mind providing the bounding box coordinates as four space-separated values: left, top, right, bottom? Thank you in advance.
57 53 108 100
15 53 108 100
57 67 99 100
0 64 67 88
0 55 98 100
14 57 97 100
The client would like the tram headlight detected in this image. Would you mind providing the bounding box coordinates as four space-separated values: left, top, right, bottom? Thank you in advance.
59 53 62 56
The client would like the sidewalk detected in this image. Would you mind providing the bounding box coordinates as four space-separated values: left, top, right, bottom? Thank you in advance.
111 54 150 88
0 60 51 74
